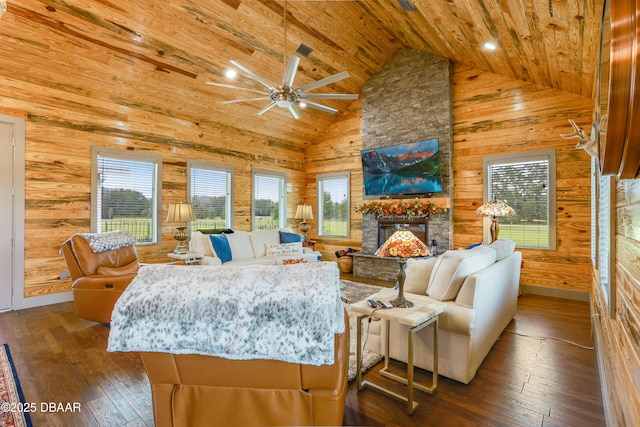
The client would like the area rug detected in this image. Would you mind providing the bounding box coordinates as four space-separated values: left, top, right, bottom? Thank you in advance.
340 279 384 382
0 344 32 427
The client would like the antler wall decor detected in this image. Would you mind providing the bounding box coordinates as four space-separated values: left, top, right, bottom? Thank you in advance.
560 119 598 158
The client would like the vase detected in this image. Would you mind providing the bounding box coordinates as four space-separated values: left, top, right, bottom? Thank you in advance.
337 257 353 274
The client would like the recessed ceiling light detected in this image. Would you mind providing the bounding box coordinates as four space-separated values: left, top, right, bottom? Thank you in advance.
225 68 237 79
484 42 497 51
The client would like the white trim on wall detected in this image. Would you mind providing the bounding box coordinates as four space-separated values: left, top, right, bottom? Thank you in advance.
1 114 73 310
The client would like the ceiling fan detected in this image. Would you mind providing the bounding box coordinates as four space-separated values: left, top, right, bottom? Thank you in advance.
206 1 358 120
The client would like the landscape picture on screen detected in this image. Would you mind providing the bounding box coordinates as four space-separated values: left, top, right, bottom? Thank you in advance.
361 139 442 195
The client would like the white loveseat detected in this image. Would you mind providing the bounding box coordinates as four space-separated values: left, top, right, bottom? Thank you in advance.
365 239 522 384
190 228 322 266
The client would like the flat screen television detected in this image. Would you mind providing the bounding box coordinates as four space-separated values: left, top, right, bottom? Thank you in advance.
361 138 442 196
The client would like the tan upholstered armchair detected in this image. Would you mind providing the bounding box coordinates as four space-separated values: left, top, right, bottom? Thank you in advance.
60 231 139 324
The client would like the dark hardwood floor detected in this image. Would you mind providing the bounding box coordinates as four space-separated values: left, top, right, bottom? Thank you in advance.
0 286 605 426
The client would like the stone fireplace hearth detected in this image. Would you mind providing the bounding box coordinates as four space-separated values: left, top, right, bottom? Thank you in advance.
353 213 449 281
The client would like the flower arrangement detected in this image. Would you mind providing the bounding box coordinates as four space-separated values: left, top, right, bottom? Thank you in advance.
354 197 448 219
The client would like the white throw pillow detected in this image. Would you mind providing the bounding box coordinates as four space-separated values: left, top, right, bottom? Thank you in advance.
265 242 304 256
250 229 282 257
226 231 254 260
403 257 438 294
489 239 516 261
190 231 216 257
427 245 497 301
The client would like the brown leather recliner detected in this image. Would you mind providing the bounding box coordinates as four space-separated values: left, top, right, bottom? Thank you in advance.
60 233 139 324
139 309 350 427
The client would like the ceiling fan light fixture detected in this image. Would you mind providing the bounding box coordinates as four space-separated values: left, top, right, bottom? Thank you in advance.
208 0 358 120
275 92 292 108
225 68 238 79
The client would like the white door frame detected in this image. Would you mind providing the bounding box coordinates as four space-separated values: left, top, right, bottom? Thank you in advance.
2 114 72 310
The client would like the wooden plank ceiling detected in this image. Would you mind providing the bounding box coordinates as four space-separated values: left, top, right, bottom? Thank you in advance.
3 0 603 147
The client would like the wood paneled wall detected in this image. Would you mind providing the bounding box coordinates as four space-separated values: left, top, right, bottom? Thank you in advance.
305 100 364 261
452 65 593 293
12 50 592 299
592 179 640 426
14 101 307 299
307 64 594 295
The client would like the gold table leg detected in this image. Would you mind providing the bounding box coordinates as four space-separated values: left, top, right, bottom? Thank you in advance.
356 314 439 415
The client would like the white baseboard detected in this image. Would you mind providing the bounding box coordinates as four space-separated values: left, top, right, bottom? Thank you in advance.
13 291 73 310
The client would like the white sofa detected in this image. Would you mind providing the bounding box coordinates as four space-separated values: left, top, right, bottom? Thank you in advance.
190 228 322 266
364 239 522 384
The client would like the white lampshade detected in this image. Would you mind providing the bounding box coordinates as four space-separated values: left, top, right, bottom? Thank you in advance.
166 202 196 223
295 204 313 220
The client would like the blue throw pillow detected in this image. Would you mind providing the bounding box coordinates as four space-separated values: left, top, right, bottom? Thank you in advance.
209 234 232 263
280 231 303 243
466 242 483 249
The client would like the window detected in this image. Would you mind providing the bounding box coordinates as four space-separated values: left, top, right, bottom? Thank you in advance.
187 160 234 230
483 150 556 249
91 147 162 244
597 171 616 315
317 172 350 237
252 169 286 230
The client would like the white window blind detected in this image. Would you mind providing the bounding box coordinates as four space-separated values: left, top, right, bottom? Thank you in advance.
92 147 161 244
484 150 556 249
598 174 613 301
253 170 286 230
188 160 233 230
317 172 350 237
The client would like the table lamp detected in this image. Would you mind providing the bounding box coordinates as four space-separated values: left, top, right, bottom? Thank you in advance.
295 204 313 242
475 198 515 243
375 228 431 308
166 202 196 254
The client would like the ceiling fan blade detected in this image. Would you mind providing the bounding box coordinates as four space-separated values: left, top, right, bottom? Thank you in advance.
297 71 350 93
256 101 277 116
229 60 277 91
283 55 300 89
298 93 359 100
288 103 301 119
222 97 272 104
303 101 338 114
206 82 271 95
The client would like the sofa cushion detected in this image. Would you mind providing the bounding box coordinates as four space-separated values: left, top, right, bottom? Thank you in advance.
227 231 254 260
489 239 516 261
191 231 216 257
427 245 497 301
265 242 304 256
404 257 438 294
224 257 275 266
280 231 303 243
209 234 232 263
249 229 282 258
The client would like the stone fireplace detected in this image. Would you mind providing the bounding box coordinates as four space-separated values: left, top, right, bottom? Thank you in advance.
377 218 428 249
354 49 453 280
